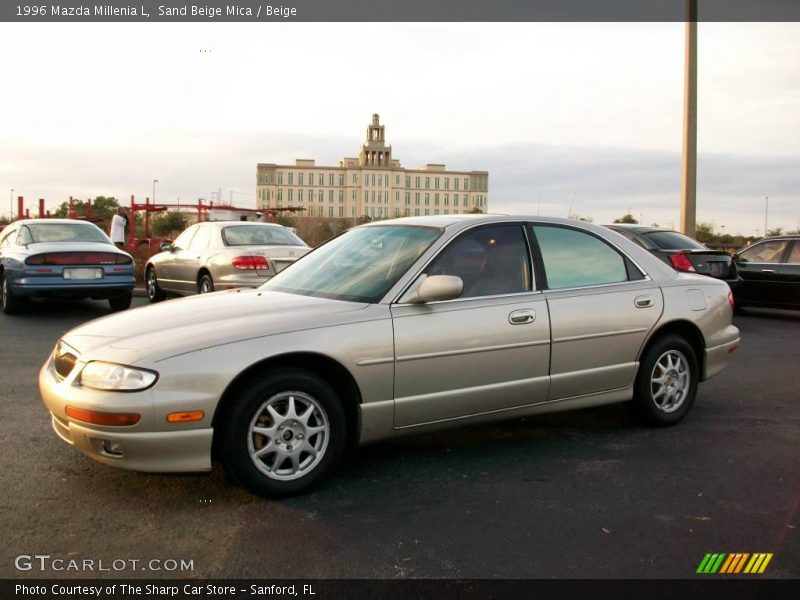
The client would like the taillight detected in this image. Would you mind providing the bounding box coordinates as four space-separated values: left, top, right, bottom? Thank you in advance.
728 291 735 309
26 252 132 266
668 253 696 272
232 255 269 270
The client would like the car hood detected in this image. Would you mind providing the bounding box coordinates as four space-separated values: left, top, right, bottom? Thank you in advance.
61 290 370 364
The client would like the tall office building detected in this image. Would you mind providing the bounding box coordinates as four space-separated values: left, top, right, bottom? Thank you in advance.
256 114 489 220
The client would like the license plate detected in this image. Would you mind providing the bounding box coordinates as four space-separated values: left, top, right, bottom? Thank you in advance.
63 268 103 280
274 260 294 272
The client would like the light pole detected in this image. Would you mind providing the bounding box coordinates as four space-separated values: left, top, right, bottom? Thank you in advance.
9 188 14 220
153 179 159 205
763 195 769 237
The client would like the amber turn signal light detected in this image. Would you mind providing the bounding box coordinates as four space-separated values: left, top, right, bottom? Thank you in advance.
65 405 141 426
166 410 205 423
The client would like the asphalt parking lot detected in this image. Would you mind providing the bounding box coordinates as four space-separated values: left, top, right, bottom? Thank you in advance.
0 297 797 579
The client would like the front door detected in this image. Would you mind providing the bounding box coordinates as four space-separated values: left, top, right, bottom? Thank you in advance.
392 223 551 428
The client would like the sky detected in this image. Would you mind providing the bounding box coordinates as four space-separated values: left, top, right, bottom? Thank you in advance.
0 22 798 235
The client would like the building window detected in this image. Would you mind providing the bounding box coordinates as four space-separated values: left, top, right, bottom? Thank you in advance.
319 174 324 186
405 192 410 205
445 178 450 190
328 206 333 217
415 193 420 205
415 176 420 189
288 172 294 185
435 193 439 206
435 177 440 190
454 194 459 207
425 209 429 216
425 177 430 189
405 176 411 188
299 173 304 185
454 178 459 190
278 172 284 185
278 189 282 201
384 175 389 187
395 176 400 185
395 191 400 203
329 190 334 202
444 194 449 206
414 209 420 216
352 174 357 184
288 189 293 202
464 178 468 190
298 190 303 202
372 174 376 187
425 193 430 206
339 174 344 186
339 190 344 203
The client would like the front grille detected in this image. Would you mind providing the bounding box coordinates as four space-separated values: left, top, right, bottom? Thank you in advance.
54 343 78 380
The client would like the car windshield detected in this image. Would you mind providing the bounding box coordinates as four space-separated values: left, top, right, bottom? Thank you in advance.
642 230 705 250
222 225 307 247
262 225 442 303
21 223 111 244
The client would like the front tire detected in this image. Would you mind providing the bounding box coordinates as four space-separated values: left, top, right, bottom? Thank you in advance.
146 267 166 303
220 369 347 498
1 271 25 315
631 335 698 426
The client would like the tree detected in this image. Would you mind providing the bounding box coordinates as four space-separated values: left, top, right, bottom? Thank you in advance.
53 196 120 218
468 207 483 214
766 227 784 237
613 213 638 224
694 222 715 244
152 211 187 237
568 213 593 222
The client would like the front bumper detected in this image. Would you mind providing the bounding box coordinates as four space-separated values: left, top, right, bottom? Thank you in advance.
39 352 212 473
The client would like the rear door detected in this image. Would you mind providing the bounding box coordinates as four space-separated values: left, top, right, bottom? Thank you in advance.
775 241 800 309
172 224 212 293
735 239 792 307
156 226 197 292
530 224 663 400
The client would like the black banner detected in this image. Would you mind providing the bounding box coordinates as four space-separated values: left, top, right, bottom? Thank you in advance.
4 579 800 600
2 0 800 23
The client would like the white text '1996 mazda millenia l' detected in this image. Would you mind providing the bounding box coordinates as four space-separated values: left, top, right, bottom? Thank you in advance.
39 216 740 497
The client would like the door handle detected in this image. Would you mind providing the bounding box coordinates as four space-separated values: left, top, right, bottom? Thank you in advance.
509 310 535 324
635 295 654 308
761 269 775 273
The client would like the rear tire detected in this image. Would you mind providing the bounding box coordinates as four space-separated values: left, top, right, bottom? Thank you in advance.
1 271 25 315
109 292 133 312
146 267 166 303
631 334 698 426
198 273 215 294
220 369 347 498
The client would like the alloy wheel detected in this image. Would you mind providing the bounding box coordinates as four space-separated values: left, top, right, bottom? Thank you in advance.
650 350 690 413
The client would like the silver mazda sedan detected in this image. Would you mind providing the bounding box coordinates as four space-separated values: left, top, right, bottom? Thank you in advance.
144 221 309 301
39 216 740 497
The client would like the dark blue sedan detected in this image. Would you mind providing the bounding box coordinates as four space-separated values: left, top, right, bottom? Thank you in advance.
0 219 135 314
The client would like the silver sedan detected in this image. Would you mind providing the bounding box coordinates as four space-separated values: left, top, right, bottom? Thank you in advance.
144 221 309 301
40 215 740 497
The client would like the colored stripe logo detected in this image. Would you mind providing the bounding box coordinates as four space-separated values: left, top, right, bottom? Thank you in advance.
697 553 773 574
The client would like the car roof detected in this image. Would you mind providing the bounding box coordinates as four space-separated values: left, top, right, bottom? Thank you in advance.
603 224 675 234
11 218 101 226
200 221 285 227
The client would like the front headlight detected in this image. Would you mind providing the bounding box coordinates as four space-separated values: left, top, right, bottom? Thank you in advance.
79 361 158 391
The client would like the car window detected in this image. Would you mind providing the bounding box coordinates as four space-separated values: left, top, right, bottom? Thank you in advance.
172 227 196 250
424 224 531 298
23 222 110 244
642 230 705 250
787 242 800 264
188 225 211 251
17 226 33 245
263 225 441 303
532 225 629 289
222 225 306 247
738 240 790 264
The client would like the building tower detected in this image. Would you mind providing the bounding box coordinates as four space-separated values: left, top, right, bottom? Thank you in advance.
358 113 392 167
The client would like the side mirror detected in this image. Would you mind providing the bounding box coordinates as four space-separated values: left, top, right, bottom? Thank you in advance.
406 275 464 304
160 242 173 252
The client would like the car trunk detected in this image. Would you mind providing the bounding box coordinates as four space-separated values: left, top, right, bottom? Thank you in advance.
669 250 736 279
